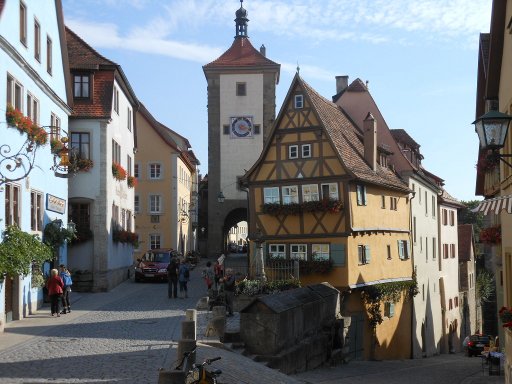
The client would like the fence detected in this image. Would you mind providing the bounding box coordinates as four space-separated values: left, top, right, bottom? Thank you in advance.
224 258 299 282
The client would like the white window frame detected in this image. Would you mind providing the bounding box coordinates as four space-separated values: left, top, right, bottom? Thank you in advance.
302 184 319 202
356 184 367 206
127 107 132 131
150 234 161 249
149 195 162 214
112 139 121 164
290 244 307 260
358 244 371 264
282 185 298 204
269 244 286 259
113 86 119 114
289 145 298 159
149 163 162 179
134 195 140 213
5 183 21 227
26 92 39 124
398 240 410 260
30 190 43 232
20 1 27 46
312 244 329 260
384 302 395 318
264 187 280 203
7 74 24 111
302 144 311 158
321 183 338 200
46 35 52 75
294 94 303 109
34 18 40 61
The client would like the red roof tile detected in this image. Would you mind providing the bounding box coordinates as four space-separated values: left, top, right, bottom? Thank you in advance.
203 37 279 70
65 27 115 69
299 76 409 192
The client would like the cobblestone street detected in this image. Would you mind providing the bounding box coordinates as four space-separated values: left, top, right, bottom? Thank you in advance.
0 258 505 384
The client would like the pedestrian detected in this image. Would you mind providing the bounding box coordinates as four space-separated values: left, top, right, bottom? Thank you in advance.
221 268 235 317
178 258 190 299
213 260 224 290
46 268 64 317
59 264 73 314
202 261 215 292
167 255 179 299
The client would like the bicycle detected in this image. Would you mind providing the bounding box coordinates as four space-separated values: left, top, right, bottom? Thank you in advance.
175 348 223 384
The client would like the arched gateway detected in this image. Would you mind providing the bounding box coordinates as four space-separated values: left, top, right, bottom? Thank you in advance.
202 1 280 254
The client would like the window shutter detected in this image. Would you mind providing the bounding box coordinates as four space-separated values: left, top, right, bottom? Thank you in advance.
331 244 346 266
398 241 404 260
362 187 367 205
357 187 363 205
358 246 363 264
365 245 371 263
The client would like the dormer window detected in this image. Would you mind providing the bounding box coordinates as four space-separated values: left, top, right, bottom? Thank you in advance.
294 94 303 109
73 74 90 98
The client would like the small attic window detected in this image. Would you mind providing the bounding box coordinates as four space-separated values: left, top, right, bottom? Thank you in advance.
236 82 246 96
294 94 303 109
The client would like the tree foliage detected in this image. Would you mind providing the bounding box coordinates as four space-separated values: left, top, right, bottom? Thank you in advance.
476 270 495 303
0 226 53 276
459 200 484 237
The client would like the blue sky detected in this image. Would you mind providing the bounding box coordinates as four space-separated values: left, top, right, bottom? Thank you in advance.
61 0 492 202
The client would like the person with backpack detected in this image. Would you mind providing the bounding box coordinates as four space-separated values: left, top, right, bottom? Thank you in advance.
59 264 73 314
166 256 179 299
178 259 190 299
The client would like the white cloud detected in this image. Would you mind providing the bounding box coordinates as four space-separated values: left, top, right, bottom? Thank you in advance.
66 18 223 63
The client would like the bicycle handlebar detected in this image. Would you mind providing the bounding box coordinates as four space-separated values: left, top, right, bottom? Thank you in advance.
205 356 221 364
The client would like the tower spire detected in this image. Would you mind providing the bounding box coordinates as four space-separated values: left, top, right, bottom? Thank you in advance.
235 0 249 38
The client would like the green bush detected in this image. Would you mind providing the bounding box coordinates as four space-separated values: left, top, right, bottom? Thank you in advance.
235 278 301 296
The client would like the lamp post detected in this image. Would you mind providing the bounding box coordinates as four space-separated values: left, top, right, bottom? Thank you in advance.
474 110 512 168
252 229 266 282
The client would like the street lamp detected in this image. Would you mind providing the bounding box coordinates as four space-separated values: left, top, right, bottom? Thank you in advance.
67 220 76 233
474 110 512 168
217 191 225 203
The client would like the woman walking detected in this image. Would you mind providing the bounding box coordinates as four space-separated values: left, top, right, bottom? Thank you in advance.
47 268 64 317
178 259 190 298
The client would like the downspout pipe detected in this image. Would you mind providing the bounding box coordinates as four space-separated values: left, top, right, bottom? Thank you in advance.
409 190 416 359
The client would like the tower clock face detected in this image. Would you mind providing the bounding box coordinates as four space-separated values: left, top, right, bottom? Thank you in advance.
231 116 253 138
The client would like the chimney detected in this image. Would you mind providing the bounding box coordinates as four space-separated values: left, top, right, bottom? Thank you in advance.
364 112 377 171
335 75 349 94
260 44 266 57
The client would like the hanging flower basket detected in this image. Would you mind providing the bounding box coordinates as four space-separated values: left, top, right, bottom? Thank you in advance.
127 176 138 188
112 162 127 181
69 156 93 173
6 104 48 147
480 226 501 244
477 154 500 172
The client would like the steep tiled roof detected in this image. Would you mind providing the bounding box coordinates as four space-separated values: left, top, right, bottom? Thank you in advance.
438 187 464 208
346 78 368 92
65 27 115 69
458 224 473 261
203 37 279 69
390 129 420 149
65 27 115 119
300 77 409 192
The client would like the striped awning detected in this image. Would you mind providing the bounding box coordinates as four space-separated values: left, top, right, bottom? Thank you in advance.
471 195 512 215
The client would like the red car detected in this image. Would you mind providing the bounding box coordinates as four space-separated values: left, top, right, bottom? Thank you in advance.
134 249 178 282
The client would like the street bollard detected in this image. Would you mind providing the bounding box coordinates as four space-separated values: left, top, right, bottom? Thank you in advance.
181 319 196 340
185 309 197 323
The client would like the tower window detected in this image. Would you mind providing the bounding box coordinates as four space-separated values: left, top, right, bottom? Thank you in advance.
294 94 303 109
236 82 246 96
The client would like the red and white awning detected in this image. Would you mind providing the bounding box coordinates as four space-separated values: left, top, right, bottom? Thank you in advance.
472 195 512 215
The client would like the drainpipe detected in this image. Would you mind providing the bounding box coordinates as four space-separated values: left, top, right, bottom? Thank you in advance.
409 189 416 359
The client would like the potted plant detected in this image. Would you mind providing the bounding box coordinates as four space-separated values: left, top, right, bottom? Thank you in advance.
127 176 138 188
480 226 501 244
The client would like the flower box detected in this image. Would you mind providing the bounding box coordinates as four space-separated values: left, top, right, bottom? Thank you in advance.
112 162 127 181
261 198 343 216
127 176 137 188
480 226 501 244
6 104 48 147
112 229 138 247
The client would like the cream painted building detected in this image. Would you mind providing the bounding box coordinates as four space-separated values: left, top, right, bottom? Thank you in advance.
134 104 199 260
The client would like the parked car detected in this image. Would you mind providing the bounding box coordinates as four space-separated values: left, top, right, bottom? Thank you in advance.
134 248 178 282
465 334 492 357
228 243 238 253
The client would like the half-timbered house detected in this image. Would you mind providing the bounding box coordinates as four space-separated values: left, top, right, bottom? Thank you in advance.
245 74 415 360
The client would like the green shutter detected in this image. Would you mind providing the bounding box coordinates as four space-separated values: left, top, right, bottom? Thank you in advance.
406 240 411 259
365 245 371 263
331 243 346 266
390 302 395 317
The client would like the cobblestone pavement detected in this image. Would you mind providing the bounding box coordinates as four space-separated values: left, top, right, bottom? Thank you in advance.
0 257 505 384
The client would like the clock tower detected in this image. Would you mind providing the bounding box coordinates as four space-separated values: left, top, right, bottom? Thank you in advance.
203 0 280 254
